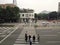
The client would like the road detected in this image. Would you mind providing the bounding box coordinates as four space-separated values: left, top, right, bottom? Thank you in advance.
0 22 60 45
35 28 60 45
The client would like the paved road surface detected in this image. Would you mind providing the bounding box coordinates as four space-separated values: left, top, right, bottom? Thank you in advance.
14 25 39 45
0 24 23 45
0 23 60 45
35 28 60 45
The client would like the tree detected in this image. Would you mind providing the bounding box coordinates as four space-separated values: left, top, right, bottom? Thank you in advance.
34 13 38 23
48 11 57 20
34 13 38 19
0 6 4 23
58 12 60 19
0 6 20 23
37 13 48 20
12 7 20 22
6 6 14 22
6 6 20 22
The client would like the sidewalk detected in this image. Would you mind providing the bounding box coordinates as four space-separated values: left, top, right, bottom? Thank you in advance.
14 26 39 45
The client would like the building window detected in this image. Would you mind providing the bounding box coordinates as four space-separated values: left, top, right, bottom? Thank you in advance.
29 14 31 16
22 14 24 16
26 14 28 17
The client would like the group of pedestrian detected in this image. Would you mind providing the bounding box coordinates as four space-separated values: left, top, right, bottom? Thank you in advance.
25 32 40 45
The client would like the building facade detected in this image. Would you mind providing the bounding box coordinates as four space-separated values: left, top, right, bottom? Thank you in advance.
0 0 17 8
58 2 60 13
20 9 35 23
0 4 16 8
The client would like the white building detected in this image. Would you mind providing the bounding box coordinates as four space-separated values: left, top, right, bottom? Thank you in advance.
20 9 35 23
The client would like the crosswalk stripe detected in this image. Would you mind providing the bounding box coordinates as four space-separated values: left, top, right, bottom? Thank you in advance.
14 26 39 45
47 41 60 43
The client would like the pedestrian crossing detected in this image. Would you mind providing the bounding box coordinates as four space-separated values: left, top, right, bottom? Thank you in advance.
0 27 14 41
15 38 39 44
14 38 39 45
14 26 39 45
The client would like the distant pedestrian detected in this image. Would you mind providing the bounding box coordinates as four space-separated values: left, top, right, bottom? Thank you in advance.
33 35 35 42
25 32 28 42
29 35 31 41
37 34 40 42
29 37 32 45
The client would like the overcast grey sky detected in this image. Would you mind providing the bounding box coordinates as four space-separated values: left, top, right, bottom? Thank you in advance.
0 0 60 13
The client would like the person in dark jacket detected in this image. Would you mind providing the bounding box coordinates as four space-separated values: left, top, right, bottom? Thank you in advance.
37 34 40 42
29 35 31 41
33 35 35 42
25 33 28 42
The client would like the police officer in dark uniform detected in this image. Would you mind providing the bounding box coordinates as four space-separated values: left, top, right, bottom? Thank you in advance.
33 35 35 42
25 33 28 42
29 35 31 41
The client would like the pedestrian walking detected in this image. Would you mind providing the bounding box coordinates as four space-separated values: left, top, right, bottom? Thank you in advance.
25 33 28 42
37 34 40 42
33 35 35 42
29 35 31 41
29 37 32 45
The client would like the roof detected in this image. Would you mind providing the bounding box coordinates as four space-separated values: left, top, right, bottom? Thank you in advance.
0 4 16 8
20 9 34 13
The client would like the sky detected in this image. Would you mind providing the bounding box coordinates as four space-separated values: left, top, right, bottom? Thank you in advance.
0 0 60 13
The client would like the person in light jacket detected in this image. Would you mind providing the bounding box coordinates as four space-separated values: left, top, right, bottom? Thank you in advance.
37 34 40 42
29 37 32 45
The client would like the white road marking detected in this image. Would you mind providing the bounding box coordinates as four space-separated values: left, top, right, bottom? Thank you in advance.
40 31 52 32
16 39 24 40
14 44 26 45
2 28 10 33
15 41 22 43
47 41 60 43
14 26 38 45
57 32 60 33
40 35 57 36
0 25 19 43
0 35 6 37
